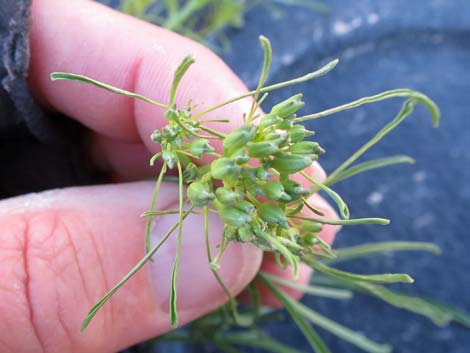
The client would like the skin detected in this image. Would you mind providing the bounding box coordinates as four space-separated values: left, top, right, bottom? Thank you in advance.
0 0 340 352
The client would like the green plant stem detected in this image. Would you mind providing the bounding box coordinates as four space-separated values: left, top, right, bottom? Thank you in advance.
204 206 238 322
145 163 167 254
169 161 185 327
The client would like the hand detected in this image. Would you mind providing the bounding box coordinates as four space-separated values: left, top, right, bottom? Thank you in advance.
0 1 339 352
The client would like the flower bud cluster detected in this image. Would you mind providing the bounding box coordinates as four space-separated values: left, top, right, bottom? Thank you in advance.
182 94 326 257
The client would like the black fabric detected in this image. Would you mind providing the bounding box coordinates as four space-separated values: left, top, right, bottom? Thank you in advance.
0 0 99 199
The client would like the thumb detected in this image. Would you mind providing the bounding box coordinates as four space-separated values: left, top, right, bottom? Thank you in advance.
0 182 262 353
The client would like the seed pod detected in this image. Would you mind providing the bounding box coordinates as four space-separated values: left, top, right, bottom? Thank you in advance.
210 158 241 181
257 204 289 228
271 152 315 174
189 139 214 157
150 130 162 144
300 220 323 233
288 125 315 143
236 200 255 215
223 126 255 155
259 113 283 129
262 182 291 201
162 151 178 169
220 207 252 227
215 188 242 206
187 182 215 206
270 94 304 118
289 141 320 155
247 141 279 158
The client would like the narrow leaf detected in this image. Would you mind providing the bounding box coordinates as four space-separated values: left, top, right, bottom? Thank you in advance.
301 171 350 219
291 300 392 353
50 72 168 109
170 55 196 105
258 273 332 353
303 257 414 284
330 155 415 184
261 272 353 300
326 241 441 264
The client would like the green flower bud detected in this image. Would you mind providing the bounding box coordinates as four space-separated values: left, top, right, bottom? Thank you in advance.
162 125 181 139
232 149 249 165
215 188 242 206
288 125 315 143
262 182 291 201
247 141 279 158
271 152 315 174
150 130 162 144
182 162 198 183
223 126 256 155
270 94 304 118
277 118 294 130
189 139 214 157
164 109 178 121
237 226 253 242
265 130 288 143
289 141 321 155
283 180 307 201
220 207 252 227
255 167 273 181
259 113 283 129
162 151 178 169
187 182 215 206
302 233 316 246
300 220 323 233
257 204 289 228
210 158 241 181
236 200 255 215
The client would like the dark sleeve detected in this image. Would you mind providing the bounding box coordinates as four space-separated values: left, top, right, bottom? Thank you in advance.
0 0 100 199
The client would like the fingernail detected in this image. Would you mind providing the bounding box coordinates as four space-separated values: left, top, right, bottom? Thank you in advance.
148 206 261 323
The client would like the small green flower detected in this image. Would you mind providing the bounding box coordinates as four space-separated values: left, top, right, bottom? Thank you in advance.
257 203 289 228
215 188 242 205
187 182 214 206
288 125 315 143
247 141 279 158
189 139 214 157
262 181 291 201
162 151 178 169
258 113 283 129
270 93 304 118
237 226 253 242
283 180 308 201
150 129 162 144
210 158 241 181
271 152 315 174
236 200 255 215
223 125 256 155
220 207 252 227
289 141 321 155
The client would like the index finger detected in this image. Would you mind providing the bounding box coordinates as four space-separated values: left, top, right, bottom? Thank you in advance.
29 0 252 150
